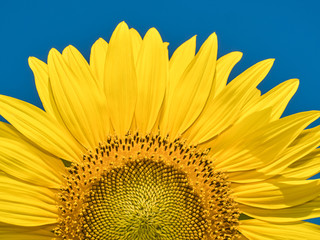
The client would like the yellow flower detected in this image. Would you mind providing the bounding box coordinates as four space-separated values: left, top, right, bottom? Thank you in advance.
0 21 320 239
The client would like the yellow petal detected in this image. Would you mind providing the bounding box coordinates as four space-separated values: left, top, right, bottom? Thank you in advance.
104 21 137 136
281 149 320 179
0 95 83 162
130 28 142 63
232 180 320 209
0 121 66 178
28 57 61 121
0 175 58 226
159 35 196 136
213 111 320 172
0 223 54 240
239 234 249 240
48 47 110 149
238 195 320 222
0 138 65 188
238 88 263 121
173 51 242 141
242 79 299 121
186 59 274 144
228 147 320 182
208 51 243 101
135 28 168 134
260 79 299 121
167 35 196 99
0 121 21 139
239 219 320 240
228 169 269 183
90 38 108 86
161 33 217 138
260 125 320 176
207 108 273 153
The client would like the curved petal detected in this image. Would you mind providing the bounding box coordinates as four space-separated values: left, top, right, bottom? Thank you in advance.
104 22 137 136
28 57 59 119
90 38 108 86
238 195 320 223
242 79 299 121
0 137 65 188
228 147 320 183
0 174 58 226
135 28 168 134
0 95 83 162
281 149 320 179
159 35 196 136
207 51 243 102
260 125 320 176
186 59 274 144
130 28 142 63
0 223 55 240
207 108 273 153
49 47 110 149
0 121 66 179
239 219 320 240
212 111 320 172
167 35 196 101
227 169 270 183
0 121 21 139
161 33 218 138
232 180 320 209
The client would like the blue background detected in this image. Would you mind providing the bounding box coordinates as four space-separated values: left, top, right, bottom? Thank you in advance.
0 0 319 225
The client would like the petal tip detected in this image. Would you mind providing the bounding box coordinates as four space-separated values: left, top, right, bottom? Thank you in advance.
204 32 218 49
28 56 36 65
290 78 300 86
97 37 107 43
234 51 243 57
115 21 129 31
267 58 276 64
208 32 218 40
259 58 275 70
145 27 163 41
48 48 60 59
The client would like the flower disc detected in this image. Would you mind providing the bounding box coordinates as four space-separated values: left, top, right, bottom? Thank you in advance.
84 159 206 239
55 134 240 239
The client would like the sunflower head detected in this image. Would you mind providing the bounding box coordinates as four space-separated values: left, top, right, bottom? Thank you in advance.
55 134 239 239
0 21 320 240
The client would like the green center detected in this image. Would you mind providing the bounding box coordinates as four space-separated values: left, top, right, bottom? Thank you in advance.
81 159 206 239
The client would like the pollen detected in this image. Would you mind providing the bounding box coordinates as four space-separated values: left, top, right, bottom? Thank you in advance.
54 133 240 240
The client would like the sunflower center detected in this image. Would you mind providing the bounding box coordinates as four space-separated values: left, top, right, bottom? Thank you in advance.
83 159 206 239
54 133 240 240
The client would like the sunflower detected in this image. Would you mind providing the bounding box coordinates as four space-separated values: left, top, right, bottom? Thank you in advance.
0 21 320 239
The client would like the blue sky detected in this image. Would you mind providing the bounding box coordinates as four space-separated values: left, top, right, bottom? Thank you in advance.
0 0 319 224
